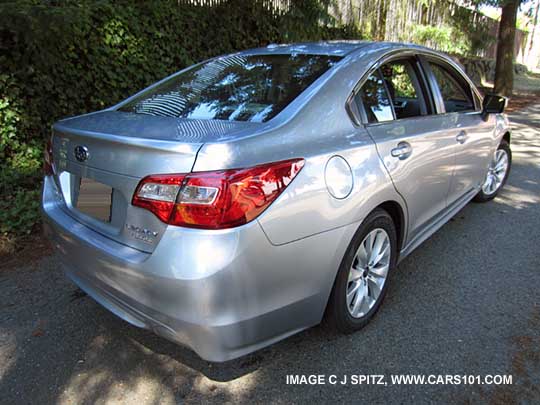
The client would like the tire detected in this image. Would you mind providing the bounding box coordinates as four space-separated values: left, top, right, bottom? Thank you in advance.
326 208 398 333
473 139 512 203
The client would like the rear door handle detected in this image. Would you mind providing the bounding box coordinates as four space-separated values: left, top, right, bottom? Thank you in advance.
456 131 468 144
391 142 412 159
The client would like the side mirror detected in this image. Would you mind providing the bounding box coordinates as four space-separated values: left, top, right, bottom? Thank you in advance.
482 94 507 116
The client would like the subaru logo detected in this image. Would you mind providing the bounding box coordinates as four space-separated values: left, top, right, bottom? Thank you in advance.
74 145 89 162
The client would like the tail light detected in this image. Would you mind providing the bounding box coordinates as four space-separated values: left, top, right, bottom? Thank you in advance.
44 138 54 175
132 158 304 229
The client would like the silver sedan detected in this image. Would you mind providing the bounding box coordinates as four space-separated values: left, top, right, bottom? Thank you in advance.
42 41 511 361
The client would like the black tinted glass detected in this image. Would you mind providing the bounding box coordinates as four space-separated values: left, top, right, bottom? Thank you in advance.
119 54 341 122
356 72 394 123
429 63 475 113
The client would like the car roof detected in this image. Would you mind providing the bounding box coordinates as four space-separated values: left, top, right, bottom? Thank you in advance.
239 41 433 57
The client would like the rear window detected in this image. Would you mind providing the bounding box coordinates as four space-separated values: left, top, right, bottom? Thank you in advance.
119 54 342 123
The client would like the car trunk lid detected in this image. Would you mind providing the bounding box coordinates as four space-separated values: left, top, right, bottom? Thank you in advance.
51 110 259 253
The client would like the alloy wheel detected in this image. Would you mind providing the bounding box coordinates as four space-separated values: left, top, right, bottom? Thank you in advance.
482 149 509 196
346 228 391 318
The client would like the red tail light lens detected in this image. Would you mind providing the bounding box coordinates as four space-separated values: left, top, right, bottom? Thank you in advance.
132 158 304 229
44 139 54 175
132 174 186 222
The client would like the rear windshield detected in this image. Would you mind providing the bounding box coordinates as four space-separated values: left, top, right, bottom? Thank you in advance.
119 54 342 123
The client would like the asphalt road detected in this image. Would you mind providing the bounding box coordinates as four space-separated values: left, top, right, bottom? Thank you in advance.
1 106 539 404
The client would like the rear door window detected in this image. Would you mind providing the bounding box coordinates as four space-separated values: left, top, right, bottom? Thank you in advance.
119 54 342 123
355 72 394 123
379 60 429 119
355 58 431 124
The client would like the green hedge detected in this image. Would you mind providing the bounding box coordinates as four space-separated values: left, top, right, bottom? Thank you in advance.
0 0 360 237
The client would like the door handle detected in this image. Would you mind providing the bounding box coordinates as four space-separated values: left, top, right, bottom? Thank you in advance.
391 142 412 159
456 131 468 144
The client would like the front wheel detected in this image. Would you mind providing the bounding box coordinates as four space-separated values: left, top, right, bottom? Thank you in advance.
326 208 397 333
473 139 511 203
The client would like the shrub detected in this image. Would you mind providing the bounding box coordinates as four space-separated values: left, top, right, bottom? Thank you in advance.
410 24 470 55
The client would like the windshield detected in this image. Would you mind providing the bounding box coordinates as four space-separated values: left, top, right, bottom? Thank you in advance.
119 53 342 123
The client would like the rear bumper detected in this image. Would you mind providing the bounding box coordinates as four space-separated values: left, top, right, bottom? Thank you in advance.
42 176 355 361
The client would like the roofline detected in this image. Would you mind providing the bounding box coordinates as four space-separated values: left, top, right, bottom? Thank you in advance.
238 41 373 57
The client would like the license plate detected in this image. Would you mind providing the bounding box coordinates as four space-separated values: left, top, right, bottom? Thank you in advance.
76 178 112 222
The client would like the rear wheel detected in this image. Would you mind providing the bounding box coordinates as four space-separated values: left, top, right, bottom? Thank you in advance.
326 208 397 333
474 139 511 203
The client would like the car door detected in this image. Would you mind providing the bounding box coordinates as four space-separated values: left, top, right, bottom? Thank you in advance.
421 59 494 206
354 57 456 245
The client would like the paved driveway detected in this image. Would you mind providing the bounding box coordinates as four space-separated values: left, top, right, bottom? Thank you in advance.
1 106 539 404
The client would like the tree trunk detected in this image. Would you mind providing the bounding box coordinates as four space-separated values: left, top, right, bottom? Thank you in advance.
494 0 520 96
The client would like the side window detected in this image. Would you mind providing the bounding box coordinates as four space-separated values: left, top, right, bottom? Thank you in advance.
355 72 394 123
380 60 428 119
429 63 475 113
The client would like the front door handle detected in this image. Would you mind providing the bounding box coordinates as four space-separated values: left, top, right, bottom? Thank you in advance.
456 131 468 144
391 142 413 160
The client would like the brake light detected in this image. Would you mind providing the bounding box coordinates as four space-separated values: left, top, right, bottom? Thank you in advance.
132 174 186 222
44 139 54 175
132 158 304 229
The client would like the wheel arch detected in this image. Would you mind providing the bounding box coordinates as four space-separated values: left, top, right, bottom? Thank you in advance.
377 200 406 254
